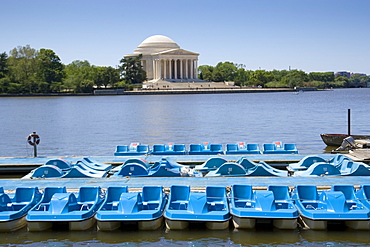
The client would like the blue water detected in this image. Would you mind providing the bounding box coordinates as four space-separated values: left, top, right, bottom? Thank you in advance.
0 88 369 157
0 88 370 246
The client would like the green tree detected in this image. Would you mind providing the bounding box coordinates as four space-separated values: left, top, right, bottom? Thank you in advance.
215 62 237 81
119 54 146 84
233 68 250 86
349 74 370 87
334 76 349 88
249 70 274 87
36 48 65 93
64 60 96 93
8 45 38 93
281 70 308 88
308 72 334 83
95 66 120 88
0 52 8 79
198 65 213 81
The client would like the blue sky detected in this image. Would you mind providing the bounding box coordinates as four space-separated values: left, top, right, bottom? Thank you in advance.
1 0 369 74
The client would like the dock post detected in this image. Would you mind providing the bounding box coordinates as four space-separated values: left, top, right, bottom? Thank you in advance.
33 138 37 157
348 109 351 136
27 132 40 158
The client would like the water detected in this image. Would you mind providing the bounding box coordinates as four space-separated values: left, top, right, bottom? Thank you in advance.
1 227 370 246
0 88 370 246
0 88 369 157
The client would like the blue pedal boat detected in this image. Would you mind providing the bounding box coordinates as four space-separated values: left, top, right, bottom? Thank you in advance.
164 185 230 230
22 158 71 179
193 157 228 173
287 155 327 172
237 158 288 176
111 158 150 174
26 187 104 231
225 142 260 154
95 186 167 231
0 187 42 232
27 187 67 231
188 143 224 155
337 160 370 176
292 185 370 230
262 142 298 154
75 157 112 171
151 143 187 155
205 163 247 177
113 158 196 177
229 185 298 229
114 143 150 156
292 162 341 177
62 164 109 178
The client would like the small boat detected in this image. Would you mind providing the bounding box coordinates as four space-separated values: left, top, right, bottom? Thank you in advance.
287 155 327 172
292 159 370 177
75 157 112 171
205 162 247 177
193 157 228 173
151 143 187 155
320 133 370 146
164 185 230 230
114 143 150 156
262 142 298 154
95 186 167 231
292 185 370 230
110 158 150 174
225 142 260 154
188 142 224 155
23 157 109 179
292 162 341 177
62 164 109 178
0 187 42 232
112 158 192 177
237 158 288 176
205 158 288 177
229 185 298 229
26 187 104 231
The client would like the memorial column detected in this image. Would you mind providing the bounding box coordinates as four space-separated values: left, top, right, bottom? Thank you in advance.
174 60 177 79
180 59 183 79
163 60 167 79
169 59 172 79
185 59 188 79
195 59 198 79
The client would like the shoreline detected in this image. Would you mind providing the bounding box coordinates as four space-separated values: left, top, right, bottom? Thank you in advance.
0 87 320 97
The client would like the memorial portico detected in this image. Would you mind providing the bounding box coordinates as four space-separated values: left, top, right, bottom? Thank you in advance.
125 35 200 82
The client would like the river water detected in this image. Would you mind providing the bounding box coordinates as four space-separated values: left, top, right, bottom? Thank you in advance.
1 88 369 157
0 88 370 246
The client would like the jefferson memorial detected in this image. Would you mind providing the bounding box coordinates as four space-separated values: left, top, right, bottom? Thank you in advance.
125 35 200 82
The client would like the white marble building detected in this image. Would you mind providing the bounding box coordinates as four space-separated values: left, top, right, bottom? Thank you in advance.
125 35 199 82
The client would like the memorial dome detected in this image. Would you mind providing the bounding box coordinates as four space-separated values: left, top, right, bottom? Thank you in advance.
134 35 180 54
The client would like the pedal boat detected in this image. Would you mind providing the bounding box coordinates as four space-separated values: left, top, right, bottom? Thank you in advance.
26 187 104 231
229 185 298 229
164 185 230 230
95 186 167 231
0 187 42 232
292 185 370 230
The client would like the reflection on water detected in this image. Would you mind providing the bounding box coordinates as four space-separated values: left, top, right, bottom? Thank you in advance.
1 226 370 246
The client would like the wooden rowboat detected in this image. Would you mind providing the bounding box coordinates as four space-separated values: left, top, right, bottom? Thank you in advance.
320 134 370 146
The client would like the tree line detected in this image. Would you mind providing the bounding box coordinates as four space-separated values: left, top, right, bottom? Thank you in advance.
1 45 368 95
199 62 370 88
0 45 147 94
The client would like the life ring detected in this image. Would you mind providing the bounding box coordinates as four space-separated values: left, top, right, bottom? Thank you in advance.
27 133 40 146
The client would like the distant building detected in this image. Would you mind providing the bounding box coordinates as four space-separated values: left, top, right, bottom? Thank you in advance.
125 35 200 82
335 71 351 78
